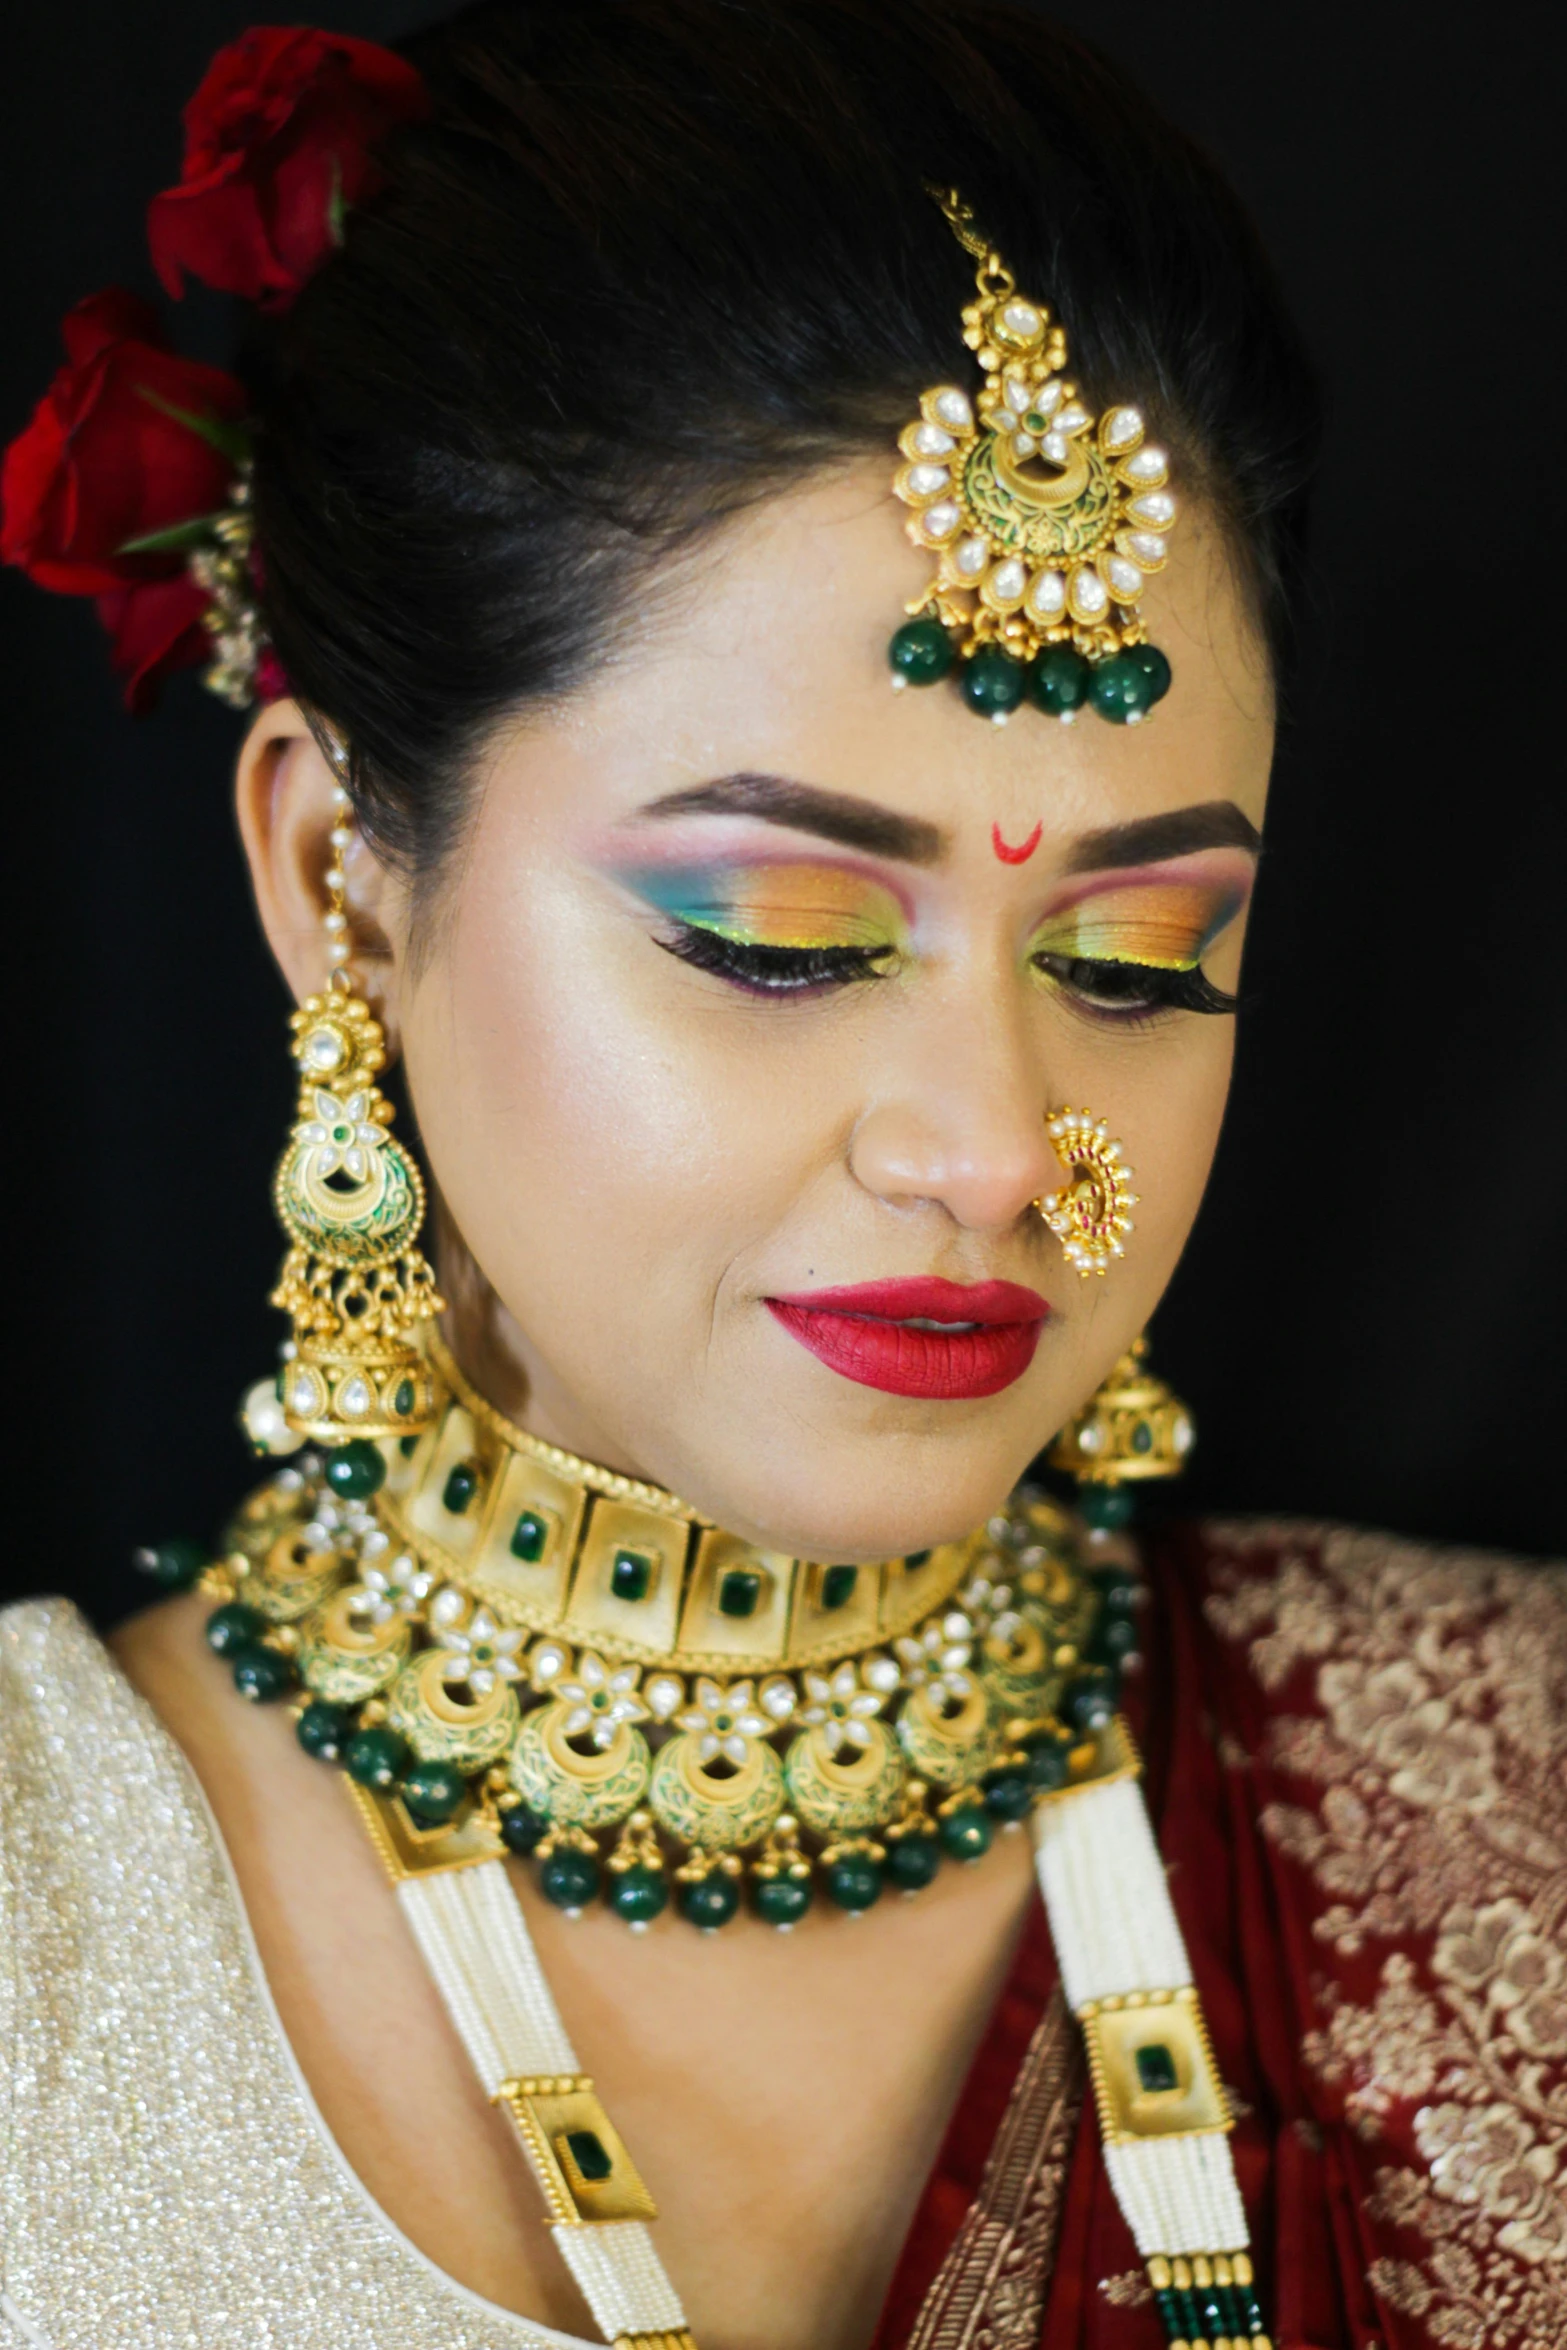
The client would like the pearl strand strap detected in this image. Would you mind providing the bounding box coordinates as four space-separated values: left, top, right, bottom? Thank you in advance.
398 1863 693 2347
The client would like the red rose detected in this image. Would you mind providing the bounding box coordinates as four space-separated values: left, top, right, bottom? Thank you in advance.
147 26 429 308
95 574 215 714
1 289 247 597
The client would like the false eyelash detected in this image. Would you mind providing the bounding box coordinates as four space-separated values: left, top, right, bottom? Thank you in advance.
657 922 896 995
1033 952 1238 1020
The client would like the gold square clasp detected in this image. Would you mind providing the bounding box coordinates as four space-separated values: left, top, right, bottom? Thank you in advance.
1079 1987 1231 2144
495 2076 659 2225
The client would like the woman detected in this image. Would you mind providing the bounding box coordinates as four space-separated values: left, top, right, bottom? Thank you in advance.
2 5 1561 2348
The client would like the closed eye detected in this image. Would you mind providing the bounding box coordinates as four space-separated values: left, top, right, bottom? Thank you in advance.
658 923 896 996
1032 951 1237 1022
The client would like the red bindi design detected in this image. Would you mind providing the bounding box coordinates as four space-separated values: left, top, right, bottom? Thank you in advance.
991 820 1042 866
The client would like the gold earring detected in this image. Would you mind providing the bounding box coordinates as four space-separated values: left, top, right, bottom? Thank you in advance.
1046 1335 1195 1491
263 749 445 1443
1036 1106 1136 1277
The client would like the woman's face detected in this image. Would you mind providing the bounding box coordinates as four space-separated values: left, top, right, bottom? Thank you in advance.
292 458 1272 1559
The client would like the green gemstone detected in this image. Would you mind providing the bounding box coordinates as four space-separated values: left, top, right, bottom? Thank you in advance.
564 2129 613 2182
611 1549 653 1603
400 1759 467 1825
959 644 1027 718
1028 645 1091 716
904 1549 932 1569
134 1536 206 1591
1087 651 1156 724
1129 641 1173 703
982 1765 1034 1823
607 1865 668 1925
679 1873 740 1930
540 1848 602 1911
888 616 954 685
1131 1420 1154 1454
885 1833 941 1891
231 1641 295 1703
296 1699 353 1762
1088 1559 1140 1608
820 1565 858 1612
1079 1482 1135 1532
825 1854 884 1913
499 1799 548 1855
1134 2040 1179 2094
717 1569 761 1620
393 1377 417 1416
1023 409 1049 432
206 1601 265 1657
511 1510 549 1564
323 1439 386 1500
938 1804 993 1862
1061 1667 1118 1735
753 1874 813 1928
398 1433 419 1458
344 1724 411 1791
1086 1611 1140 1666
442 1460 480 1514
1022 1732 1071 1794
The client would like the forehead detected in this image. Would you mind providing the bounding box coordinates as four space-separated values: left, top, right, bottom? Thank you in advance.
501 454 1274 845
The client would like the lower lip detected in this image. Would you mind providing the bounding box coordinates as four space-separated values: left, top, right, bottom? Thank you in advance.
765 1301 1045 1399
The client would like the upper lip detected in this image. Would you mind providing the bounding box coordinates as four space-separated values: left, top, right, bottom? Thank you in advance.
766 1277 1048 1326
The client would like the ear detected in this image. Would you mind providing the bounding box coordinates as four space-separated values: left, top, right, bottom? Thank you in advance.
235 700 407 1038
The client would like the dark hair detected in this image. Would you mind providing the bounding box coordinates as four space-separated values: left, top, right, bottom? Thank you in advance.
247 0 1320 886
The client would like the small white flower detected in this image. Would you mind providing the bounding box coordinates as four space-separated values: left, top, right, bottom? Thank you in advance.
895 1611 974 1704
554 1651 650 1749
435 1604 526 1696
798 1662 886 1757
959 1574 1022 1647
297 1088 389 1183
360 1551 433 1620
677 1678 772 1768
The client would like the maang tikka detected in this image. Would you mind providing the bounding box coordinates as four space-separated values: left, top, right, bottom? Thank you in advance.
889 188 1178 727
245 737 444 1454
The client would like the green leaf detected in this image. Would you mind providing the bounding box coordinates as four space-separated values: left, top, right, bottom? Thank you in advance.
115 513 228 555
133 384 251 465
327 154 347 248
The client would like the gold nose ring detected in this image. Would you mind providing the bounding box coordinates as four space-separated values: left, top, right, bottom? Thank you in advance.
1035 1107 1136 1278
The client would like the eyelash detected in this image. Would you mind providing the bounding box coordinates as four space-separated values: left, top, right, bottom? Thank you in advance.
657 922 1237 1020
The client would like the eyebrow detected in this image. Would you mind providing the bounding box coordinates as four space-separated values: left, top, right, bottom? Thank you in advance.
638 773 947 865
1063 802 1261 874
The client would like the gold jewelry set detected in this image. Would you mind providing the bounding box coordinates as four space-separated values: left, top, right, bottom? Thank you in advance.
146 196 1264 2350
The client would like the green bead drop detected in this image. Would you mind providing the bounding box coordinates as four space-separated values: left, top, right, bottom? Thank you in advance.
499 1799 548 1855
753 1874 813 1928
885 1833 941 1891
938 1804 993 1862
607 1866 669 1926
1061 1667 1118 1735
1087 651 1156 725
135 1537 206 1591
679 1873 740 1930
960 644 1027 719
982 1765 1034 1824
824 1854 884 1913
206 1601 265 1657
323 1440 385 1500
1079 1482 1135 1532
540 1848 602 1911
400 1759 467 1825
888 616 954 686
1028 644 1091 717
1130 641 1172 703
231 1642 295 1703
296 1699 353 1762
344 1724 411 1791
1022 1731 1072 1794
1086 1611 1140 1666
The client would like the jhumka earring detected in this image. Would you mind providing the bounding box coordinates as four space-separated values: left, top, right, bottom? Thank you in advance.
243 744 444 1454
1037 1106 1137 1279
888 187 1177 727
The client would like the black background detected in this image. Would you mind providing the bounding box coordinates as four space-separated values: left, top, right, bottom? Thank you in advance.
6 1 1564 1627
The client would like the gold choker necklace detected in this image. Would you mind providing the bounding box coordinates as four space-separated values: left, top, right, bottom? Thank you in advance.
200 1334 1144 1928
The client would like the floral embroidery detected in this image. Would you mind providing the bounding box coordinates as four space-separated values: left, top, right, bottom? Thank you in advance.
1205 1523 1567 2350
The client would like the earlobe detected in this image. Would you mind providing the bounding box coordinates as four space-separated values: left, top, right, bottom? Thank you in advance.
234 699 404 1040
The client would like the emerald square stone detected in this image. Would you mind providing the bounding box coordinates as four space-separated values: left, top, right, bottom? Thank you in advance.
563 2129 612 2182
718 1568 761 1619
611 1548 654 1602
442 1460 479 1515
511 1510 548 1563
1134 2040 1179 2094
904 1549 932 1569
821 1565 858 1611
398 1433 419 1458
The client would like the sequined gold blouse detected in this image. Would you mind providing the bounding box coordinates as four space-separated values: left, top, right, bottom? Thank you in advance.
0 1599 587 2350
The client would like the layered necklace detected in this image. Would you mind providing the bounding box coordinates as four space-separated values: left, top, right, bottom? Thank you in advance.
146 1337 1271 2350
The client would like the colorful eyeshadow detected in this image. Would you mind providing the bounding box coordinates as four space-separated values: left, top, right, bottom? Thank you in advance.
621 860 907 953
1031 876 1247 971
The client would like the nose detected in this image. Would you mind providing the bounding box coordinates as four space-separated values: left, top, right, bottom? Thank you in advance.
847 988 1063 1232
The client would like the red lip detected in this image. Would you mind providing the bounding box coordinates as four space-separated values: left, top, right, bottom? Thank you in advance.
765 1277 1049 1400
